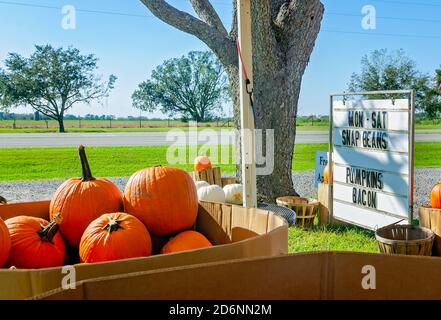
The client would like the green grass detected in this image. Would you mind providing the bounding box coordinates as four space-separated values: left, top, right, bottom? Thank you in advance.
1 142 441 181
288 224 378 253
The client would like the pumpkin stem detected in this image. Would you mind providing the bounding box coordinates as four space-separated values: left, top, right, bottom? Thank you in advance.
79 145 95 181
102 216 123 233
37 214 62 243
0 196 7 204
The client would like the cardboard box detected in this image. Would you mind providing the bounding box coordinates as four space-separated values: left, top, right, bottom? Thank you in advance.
36 251 441 300
0 200 288 300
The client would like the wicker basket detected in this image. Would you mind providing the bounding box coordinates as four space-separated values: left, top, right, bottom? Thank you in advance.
276 196 319 228
418 206 441 257
375 224 435 256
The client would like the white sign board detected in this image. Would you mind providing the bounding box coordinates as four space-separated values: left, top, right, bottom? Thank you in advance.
330 96 414 230
315 151 328 188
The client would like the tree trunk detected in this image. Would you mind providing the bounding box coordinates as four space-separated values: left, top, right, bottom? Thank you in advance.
58 118 65 133
139 0 324 203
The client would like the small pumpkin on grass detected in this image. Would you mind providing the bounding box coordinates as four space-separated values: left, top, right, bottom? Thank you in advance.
194 156 212 172
0 218 11 268
50 145 123 247
124 166 198 236
430 183 441 208
161 230 212 254
6 215 65 269
79 212 152 263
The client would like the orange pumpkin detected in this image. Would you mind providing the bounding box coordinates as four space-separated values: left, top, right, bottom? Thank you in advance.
123 166 198 236
430 184 441 208
0 218 11 268
79 212 152 263
161 230 212 254
323 164 332 184
194 156 212 172
6 215 65 269
50 145 123 247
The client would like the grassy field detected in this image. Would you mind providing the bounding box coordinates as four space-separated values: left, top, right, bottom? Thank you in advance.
288 224 378 253
2 118 441 133
1 142 441 181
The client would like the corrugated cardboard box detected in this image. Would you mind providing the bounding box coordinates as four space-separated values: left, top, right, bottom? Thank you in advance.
36 251 441 300
0 200 288 300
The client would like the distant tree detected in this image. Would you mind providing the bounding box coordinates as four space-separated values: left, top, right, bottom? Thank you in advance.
132 51 228 122
0 45 116 132
421 68 441 118
348 49 434 112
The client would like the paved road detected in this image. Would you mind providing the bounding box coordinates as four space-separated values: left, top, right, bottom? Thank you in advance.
1 130 441 148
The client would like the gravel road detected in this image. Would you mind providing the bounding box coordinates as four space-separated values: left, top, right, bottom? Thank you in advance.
0 169 438 216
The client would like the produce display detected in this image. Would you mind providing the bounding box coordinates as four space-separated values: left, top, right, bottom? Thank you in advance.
0 218 11 268
194 155 212 172
197 185 226 203
323 164 332 184
0 151 223 269
80 212 152 263
50 145 123 247
195 180 210 190
124 166 198 236
161 230 212 254
5 215 65 269
223 184 243 205
430 183 441 209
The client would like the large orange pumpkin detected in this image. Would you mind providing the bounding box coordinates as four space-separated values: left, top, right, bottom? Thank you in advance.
161 230 212 254
6 215 65 269
79 212 152 263
123 166 198 236
194 156 212 172
430 183 441 208
0 218 11 268
50 145 123 247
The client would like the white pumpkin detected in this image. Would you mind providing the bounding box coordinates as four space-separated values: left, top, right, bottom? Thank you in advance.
223 184 243 205
194 180 210 190
197 185 225 203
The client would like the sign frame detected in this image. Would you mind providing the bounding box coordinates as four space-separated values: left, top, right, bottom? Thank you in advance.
328 90 415 230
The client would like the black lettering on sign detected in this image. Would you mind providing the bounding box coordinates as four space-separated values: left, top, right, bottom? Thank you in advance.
371 111 388 129
346 167 384 191
352 187 377 209
348 111 364 128
341 129 360 147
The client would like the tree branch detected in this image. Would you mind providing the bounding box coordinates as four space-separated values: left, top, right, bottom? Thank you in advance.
139 0 236 66
189 0 227 36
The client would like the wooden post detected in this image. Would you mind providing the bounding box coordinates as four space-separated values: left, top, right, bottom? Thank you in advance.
237 0 257 207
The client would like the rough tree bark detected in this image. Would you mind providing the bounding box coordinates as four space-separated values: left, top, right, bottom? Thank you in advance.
140 0 324 202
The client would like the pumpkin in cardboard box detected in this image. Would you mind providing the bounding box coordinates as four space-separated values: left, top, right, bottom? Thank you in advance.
50 145 123 247
124 166 198 236
161 230 212 254
79 212 152 263
0 218 11 268
5 215 65 269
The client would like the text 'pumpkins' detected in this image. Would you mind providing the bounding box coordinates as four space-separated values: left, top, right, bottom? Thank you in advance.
50 145 123 247
123 166 198 236
80 212 152 263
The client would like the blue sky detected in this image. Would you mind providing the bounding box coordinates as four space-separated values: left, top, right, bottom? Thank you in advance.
0 0 440 117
